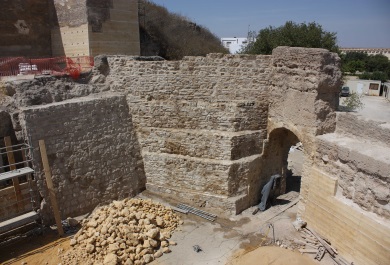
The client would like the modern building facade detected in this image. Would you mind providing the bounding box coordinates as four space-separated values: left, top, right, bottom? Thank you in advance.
221 37 248 54
340 47 390 60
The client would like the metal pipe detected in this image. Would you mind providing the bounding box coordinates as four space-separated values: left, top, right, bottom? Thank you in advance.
0 159 33 170
0 143 28 151
0 146 32 156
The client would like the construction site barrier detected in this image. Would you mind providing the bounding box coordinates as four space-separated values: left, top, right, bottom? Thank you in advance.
0 56 94 79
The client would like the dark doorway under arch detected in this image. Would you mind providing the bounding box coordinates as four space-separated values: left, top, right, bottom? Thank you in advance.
253 127 303 211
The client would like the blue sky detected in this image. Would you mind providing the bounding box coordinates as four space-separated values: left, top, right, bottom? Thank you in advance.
150 0 390 48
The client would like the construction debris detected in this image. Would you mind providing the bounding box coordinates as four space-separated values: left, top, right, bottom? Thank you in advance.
61 198 181 265
192 245 202 252
297 227 352 265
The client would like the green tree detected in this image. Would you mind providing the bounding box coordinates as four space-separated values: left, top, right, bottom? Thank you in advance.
341 51 390 81
242 21 339 55
359 71 389 82
365 54 389 72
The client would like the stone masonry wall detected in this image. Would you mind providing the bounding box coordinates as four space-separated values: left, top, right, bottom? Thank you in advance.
20 93 146 223
268 47 342 215
100 53 271 211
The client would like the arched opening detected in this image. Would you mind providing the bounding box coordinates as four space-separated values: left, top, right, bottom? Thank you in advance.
251 127 303 212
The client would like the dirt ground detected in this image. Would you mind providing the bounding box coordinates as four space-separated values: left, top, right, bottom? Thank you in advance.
0 230 71 265
227 246 316 265
1 149 337 265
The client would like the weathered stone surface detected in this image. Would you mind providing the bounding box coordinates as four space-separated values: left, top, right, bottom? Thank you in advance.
2 47 388 265
20 93 146 223
103 253 118 265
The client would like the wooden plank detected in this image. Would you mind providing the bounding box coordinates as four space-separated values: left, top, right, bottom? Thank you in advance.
39 140 64 237
4 136 24 212
299 249 318 254
0 182 29 196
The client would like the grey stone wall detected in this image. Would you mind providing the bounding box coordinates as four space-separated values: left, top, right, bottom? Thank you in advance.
20 93 145 222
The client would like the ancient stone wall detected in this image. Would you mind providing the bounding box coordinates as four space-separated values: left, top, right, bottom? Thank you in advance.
0 0 52 57
20 93 146 222
101 53 271 212
3 47 388 265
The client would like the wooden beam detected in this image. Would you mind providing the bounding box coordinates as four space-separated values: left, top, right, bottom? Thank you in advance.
4 136 24 212
39 140 64 237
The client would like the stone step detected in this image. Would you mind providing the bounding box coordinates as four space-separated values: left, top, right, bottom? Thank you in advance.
315 133 390 219
317 133 390 169
138 127 263 160
143 152 261 198
336 112 390 147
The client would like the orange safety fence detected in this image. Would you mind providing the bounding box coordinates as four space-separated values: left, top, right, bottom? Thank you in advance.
0 56 94 79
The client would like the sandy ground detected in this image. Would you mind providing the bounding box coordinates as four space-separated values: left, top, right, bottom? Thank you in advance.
227 246 316 265
1 149 336 265
0 230 71 265
0 190 334 265
340 95 390 123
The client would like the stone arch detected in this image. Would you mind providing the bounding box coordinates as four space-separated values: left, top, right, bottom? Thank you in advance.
245 125 310 213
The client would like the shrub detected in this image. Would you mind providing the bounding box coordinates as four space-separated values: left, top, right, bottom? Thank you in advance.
341 92 364 112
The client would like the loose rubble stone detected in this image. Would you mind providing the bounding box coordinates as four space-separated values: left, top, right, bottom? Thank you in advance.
104 253 118 265
67 217 79 227
62 198 180 264
70 239 77 246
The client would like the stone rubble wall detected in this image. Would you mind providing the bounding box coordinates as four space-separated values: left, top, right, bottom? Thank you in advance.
269 47 342 137
336 112 390 147
3 47 388 265
268 47 342 215
20 93 146 223
315 134 390 219
102 53 272 211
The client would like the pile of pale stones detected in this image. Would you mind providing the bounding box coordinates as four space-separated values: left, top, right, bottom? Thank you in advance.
62 198 182 265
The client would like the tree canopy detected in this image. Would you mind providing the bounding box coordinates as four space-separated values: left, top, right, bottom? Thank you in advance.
242 21 339 54
341 52 390 82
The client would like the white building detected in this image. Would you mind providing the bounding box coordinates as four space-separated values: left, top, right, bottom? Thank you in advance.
340 48 390 60
221 37 248 54
344 76 382 96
